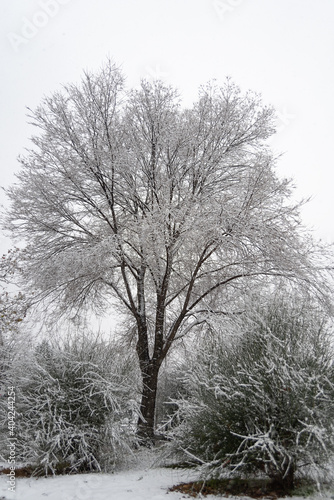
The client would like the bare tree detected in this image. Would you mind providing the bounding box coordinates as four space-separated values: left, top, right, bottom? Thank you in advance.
3 62 324 439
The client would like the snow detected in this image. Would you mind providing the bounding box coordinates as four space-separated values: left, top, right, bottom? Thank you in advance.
0 456 333 500
0 466 197 500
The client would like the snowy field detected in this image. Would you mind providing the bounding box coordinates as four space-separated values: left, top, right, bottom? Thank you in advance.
1 450 333 500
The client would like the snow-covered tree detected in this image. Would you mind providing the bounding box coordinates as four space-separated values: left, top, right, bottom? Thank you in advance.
11 335 139 475
3 61 330 439
170 296 334 490
0 248 30 379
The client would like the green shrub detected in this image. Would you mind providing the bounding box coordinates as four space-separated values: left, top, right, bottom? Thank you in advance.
11 335 139 475
171 297 334 490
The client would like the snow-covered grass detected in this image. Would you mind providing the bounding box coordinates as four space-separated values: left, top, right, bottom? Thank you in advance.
0 450 333 500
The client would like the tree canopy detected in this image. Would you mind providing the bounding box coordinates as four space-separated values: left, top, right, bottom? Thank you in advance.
3 61 328 438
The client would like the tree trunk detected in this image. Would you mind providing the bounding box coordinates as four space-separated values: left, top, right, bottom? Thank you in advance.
137 362 160 442
283 464 295 491
272 463 295 492
135 284 167 442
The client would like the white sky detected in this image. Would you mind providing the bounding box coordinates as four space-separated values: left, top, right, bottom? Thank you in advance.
1 0 334 254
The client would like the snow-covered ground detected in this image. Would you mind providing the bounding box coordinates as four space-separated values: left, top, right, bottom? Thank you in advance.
0 451 333 500
0 466 198 500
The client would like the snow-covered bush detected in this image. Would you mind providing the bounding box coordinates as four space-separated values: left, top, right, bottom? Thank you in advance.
171 297 334 490
154 359 190 433
12 335 139 475
0 249 30 377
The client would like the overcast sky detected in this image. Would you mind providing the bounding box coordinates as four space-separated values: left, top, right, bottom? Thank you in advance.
1 0 334 255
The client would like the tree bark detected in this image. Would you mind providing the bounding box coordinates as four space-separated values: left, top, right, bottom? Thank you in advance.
282 464 295 491
272 463 295 492
137 361 160 441
135 308 163 442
